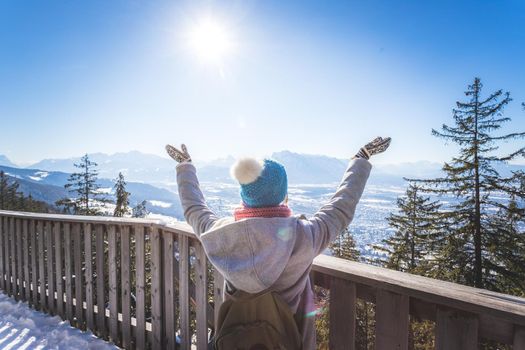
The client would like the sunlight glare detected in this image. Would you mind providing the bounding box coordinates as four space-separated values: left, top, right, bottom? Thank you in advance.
187 17 234 65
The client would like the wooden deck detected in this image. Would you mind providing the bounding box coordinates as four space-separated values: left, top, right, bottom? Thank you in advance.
0 210 524 349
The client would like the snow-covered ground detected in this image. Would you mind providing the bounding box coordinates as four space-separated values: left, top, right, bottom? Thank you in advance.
0 292 118 350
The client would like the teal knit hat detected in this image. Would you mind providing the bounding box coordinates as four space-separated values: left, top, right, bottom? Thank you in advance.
230 158 288 208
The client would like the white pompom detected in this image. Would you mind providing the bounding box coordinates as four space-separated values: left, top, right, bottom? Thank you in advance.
230 158 263 184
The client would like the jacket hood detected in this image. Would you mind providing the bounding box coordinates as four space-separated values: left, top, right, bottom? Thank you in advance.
199 216 298 293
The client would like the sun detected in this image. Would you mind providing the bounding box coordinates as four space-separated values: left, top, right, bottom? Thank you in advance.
186 17 234 65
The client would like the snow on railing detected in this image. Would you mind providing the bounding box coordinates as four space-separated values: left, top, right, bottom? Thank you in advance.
0 210 524 350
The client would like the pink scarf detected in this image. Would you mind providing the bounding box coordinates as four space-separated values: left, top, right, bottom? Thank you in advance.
233 204 292 221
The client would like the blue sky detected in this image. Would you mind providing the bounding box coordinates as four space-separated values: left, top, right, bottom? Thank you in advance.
1 0 524 165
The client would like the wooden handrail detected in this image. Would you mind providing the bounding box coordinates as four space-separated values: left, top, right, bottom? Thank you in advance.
313 254 525 326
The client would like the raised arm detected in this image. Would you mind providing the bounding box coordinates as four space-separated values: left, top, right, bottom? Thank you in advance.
167 144 218 236
306 137 391 256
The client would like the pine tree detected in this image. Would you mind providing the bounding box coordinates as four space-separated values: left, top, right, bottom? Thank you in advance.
56 154 109 215
132 200 149 218
0 171 23 210
0 171 9 209
374 184 443 275
330 227 360 261
410 78 525 289
0 171 50 212
113 172 130 217
484 174 525 295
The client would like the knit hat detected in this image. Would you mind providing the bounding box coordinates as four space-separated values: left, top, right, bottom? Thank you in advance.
230 158 288 208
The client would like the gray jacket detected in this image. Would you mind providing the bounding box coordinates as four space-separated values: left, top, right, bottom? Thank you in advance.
176 158 372 349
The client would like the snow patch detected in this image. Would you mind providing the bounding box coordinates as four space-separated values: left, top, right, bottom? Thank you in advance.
4 173 21 179
148 200 172 208
0 291 118 350
95 187 113 194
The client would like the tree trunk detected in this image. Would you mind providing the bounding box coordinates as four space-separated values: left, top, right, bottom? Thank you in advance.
473 80 483 288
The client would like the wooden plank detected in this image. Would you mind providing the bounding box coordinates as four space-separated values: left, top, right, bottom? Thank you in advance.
96 224 107 338
435 308 478 350
11 217 17 298
2 215 8 293
54 221 64 318
135 225 146 350
84 223 95 332
150 227 163 350
194 243 208 350
46 220 55 312
120 226 131 349
329 278 356 350
375 289 409 350
73 223 83 328
515 326 525 350
23 220 30 302
478 313 514 345
16 218 23 300
37 220 46 309
172 249 215 330
64 222 73 322
0 216 5 291
213 268 225 330
179 235 190 350
30 220 38 306
163 231 176 350
108 225 119 345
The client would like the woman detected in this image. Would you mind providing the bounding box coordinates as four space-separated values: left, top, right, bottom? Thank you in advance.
167 137 391 349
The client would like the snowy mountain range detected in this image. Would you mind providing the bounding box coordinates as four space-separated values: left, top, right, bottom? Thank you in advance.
0 151 522 221
7 150 468 185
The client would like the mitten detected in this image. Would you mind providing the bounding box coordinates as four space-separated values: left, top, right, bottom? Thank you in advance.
355 137 391 159
166 144 192 163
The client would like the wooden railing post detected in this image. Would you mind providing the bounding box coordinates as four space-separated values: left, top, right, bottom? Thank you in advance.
0 216 4 291
194 242 208 350
375 290 409 350
73 223 84 328
108 225 119 344
54 221 64 318
120 226 132 349
179 235 191 350
23 219 30 301
436 308 478 350
65 222 73 322
95 224 106 338
30 220 38 306
84 223 95 332
135 225 146 350
329 277 356 350
16 218 23 300
151 226 164 350
37 220 45 309
514 326 525 350
162 230 177 350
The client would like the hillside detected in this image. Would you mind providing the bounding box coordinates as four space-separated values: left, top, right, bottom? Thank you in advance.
0 165 183 219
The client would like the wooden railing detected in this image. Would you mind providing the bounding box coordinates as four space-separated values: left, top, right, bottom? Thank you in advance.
0 210 524 350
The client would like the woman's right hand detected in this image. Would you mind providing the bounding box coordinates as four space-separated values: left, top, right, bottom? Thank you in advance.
165 144 192 163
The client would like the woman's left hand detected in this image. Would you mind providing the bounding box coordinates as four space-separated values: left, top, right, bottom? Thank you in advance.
166 144 192 163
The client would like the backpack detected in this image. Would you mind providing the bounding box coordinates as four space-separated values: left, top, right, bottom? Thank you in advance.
214 284 303 350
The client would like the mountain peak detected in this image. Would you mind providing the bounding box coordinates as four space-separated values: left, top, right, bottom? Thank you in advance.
0 155 17 168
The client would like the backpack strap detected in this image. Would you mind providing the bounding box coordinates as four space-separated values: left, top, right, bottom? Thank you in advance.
224 280 274 301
